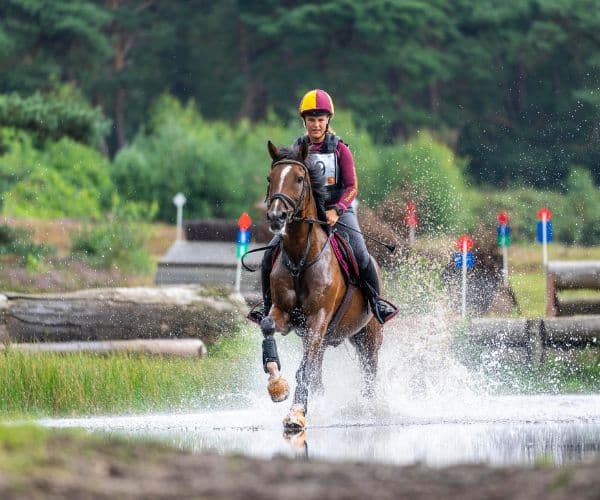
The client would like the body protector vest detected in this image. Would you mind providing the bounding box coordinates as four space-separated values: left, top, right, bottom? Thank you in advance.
294 133 344 205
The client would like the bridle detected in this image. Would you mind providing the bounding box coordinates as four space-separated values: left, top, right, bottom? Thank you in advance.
265 159 309 225
266 159 332 282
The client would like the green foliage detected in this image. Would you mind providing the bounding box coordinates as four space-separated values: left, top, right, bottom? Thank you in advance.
111 95 294 221
1 0 599 187
0 92 110 146
374 132 471 232
0 224 54 264
0 127 37 196
561 167 600 246
69 197 156 274
0 0 112 94
469 188 567 244
1 134 113 218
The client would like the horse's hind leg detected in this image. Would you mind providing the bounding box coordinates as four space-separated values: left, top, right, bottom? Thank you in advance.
349 318 383 399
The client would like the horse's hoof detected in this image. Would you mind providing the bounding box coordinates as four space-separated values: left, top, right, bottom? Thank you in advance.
283 404 306 431
268 375 289 403
283 429 307 450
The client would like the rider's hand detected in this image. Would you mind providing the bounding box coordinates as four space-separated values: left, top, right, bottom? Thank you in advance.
325 209 339 226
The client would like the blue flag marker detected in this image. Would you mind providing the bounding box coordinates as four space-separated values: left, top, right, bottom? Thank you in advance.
237 229 250 245
536 221 553 243
454 251 475 269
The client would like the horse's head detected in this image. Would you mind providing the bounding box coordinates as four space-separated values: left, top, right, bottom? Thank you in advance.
265 140 311 234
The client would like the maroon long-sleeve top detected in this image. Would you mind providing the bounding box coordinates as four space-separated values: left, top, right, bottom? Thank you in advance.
308 139 358 213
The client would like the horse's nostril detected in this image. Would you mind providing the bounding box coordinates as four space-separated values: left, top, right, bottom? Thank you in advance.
267 210 286 222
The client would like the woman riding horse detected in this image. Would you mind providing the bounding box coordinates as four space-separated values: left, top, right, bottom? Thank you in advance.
249 89 398 325
259 139 388 430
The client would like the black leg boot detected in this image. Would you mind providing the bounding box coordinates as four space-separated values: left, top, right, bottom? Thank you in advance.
247 250 273 324
361 259 399 324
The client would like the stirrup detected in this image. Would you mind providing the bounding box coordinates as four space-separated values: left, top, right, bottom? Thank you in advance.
371 297 399 324
247 303 267 325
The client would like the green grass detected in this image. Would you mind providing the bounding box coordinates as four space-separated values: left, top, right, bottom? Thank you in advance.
504 243 600 317
509 271 546 317
0 328 258 418
478 348 600 394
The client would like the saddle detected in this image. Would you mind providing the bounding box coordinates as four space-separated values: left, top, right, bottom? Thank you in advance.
272 230 363 344
271 230 360 286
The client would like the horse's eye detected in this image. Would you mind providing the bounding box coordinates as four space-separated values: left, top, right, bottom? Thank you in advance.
297 176 304 183
267 177 271 182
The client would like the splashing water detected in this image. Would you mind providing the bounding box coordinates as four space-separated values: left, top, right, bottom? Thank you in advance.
43 276 600 467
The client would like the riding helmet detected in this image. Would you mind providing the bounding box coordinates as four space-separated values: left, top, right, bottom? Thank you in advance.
299 89 335 117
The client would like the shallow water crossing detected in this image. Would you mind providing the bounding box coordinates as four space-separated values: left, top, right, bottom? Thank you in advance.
43 394 600 467
43 309 600 468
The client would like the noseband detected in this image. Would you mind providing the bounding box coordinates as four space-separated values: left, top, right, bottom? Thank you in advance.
266 159 309 223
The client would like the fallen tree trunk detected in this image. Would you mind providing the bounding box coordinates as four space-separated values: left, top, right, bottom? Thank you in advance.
1 338 207 357
547 261 600 289
0 286 245 345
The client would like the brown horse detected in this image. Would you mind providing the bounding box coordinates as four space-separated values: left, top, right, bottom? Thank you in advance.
259 140 384 432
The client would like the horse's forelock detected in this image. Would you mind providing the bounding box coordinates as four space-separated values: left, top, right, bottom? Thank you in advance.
270 146 300 165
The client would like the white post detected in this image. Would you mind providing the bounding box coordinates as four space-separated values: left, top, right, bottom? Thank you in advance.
542 212 548 312
234 258 242 294
409 227 416 247
502 245 508 286
172 193 187 242
461 240 468 319
542 213 548 268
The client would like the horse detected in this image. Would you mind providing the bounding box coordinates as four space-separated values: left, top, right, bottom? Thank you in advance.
259 140 384 432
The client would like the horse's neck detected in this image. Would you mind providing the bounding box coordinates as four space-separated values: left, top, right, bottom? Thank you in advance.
282 206 326 264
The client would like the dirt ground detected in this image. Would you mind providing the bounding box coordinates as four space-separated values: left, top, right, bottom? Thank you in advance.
1 431 599 500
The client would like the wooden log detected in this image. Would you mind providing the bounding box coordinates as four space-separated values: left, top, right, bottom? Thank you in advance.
466 318 544 364
543 316 600 347
466 318 530 347
1 338 207 357
468 316 600 350
0 286 245 344
547 261 600 289
557 298 600 316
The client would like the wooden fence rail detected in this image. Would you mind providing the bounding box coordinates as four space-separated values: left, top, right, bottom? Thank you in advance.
468 316 600 364
546 261 600 316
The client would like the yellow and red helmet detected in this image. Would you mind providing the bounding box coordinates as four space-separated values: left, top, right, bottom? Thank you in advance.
298 89 335 117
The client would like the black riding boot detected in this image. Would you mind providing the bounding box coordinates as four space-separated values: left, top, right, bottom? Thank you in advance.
247 253 273 325
361 259 399 324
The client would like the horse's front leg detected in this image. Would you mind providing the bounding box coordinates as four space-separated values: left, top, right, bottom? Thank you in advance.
283 314 328 431
261 305 291 403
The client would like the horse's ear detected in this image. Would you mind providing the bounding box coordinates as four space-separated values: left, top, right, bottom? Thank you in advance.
298 138 309 162
267 140 279 161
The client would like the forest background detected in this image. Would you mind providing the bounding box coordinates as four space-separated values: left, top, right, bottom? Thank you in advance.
1 0 599 252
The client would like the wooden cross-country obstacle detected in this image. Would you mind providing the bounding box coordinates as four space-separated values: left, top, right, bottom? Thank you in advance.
467 316 600 365
546 261 600 316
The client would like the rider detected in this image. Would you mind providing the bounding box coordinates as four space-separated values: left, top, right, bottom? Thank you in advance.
249 89 398 325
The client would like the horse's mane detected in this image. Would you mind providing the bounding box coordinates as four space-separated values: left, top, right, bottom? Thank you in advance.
271 144 328 223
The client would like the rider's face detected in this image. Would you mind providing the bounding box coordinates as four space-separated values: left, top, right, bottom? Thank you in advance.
304 115 329 142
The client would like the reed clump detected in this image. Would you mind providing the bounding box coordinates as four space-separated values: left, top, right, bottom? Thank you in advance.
0 329 255 418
